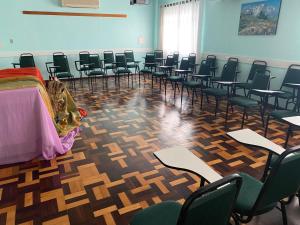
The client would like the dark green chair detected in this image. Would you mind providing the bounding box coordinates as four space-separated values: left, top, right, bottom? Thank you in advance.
114 53 133 87
233 146 300 225
180 60 211 108
12 53 35 68
210 57 239 83
46 52 75 89
225 71 271 129
275 64 300 109
103 51 115 74
165 57 191 99
206 55 217 77
173 52 179 69
188 53 197 73
131 174 242 225
75 51 91 86
152 55 174 92
201 59 239 116
124 50 140 74
139 53 156 85
235 60 267 96
86 54 107 91
154 50 164 66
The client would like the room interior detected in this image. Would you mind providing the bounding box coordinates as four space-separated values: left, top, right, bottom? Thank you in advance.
1 0 300 224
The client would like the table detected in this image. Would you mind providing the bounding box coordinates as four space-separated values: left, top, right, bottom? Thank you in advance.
0 87 66 165
0 68 45 84
154 146 223 186
282 116 300 147
227 128 285 180
285 83 300 111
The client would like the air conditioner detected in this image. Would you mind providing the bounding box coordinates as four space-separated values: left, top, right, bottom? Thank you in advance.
61 0 99 8
130 0 149 5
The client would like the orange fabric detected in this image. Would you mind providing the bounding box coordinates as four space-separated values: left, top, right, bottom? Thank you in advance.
0 68 45 84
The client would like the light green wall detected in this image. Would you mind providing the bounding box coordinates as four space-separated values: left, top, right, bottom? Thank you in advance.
0 0 155 77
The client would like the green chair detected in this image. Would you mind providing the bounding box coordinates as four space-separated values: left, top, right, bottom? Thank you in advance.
233 146 300 225
114 53 133 87
131 174 242 225
225 71 271 129
173 52 179 69
139 53 156 85
75 51 91 86
206 55 217 77
46 52 75 89
86 54 107 91
275 64 300 109
165 57 191 99
210 57 238 83
180 60 211 108
235 60 267 96
12 53 35 68
201 59 239 116
188 53 197 73
124 50 140 74
103 51 115 74
154 50 164 66
152 55 174 92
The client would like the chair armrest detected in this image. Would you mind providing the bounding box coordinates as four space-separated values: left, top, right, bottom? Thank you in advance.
12 63 20 68
74 60 82 71
45 62 54 74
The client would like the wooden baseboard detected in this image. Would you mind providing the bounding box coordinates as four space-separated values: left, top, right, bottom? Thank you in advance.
22 11 127 18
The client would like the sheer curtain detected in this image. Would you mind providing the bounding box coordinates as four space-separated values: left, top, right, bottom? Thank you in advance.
159 0 200 55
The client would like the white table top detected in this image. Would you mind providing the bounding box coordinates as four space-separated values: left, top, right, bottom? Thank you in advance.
285 83 300 87
282 116 300 126
154 146 223 183
252 89 284 95
192 74 212 78
227 128 285 155
216 81 241 85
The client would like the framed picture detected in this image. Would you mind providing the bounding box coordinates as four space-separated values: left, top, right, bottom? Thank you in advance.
238 0 282 36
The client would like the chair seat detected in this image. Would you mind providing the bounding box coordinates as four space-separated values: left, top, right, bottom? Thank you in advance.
130 201 181 225
277 90 294 99
236 82 252 90
235 173 276 215
152 72 167 77
203 88 227 97
56 72 73 78
270 110 300 120
229 96 259 107
115 68 131 74
140 69 152 74
211 76 221 82
105 64 115 70
79 65 90 71
167 76 183 82
88 70 105 76
183 80 203 88
127 63 138 68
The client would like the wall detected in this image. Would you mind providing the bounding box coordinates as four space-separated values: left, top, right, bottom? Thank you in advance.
0 0 155 78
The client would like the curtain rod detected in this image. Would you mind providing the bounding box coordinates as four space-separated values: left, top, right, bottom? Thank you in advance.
160 0 199 8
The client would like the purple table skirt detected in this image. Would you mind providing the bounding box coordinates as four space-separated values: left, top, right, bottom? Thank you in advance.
0 87 78 165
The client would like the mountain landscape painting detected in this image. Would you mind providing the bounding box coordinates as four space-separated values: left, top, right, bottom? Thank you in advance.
238 0 282 35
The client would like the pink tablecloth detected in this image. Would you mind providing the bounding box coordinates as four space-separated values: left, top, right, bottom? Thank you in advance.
0 87 65 165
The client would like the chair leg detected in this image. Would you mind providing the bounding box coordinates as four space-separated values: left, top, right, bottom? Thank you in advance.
180 85 184 109
174 82 177 99
225 101 230 129
241 108 246 129
200 92 204 110
259 105 265 127
214 97 219 117
138 72 141 87
264 114 270 137
165 80 168 99
280 201 288 225
284 126 292 148
191 88 195 107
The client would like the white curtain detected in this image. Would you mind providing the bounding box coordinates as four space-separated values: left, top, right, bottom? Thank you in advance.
159 0 200 56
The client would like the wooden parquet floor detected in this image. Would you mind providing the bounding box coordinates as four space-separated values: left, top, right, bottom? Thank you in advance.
1 75 300 225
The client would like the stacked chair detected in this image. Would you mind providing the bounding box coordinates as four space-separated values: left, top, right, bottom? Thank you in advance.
131 174 242 225
12 53 35 68
201 58 239 115
152 55 174 92
46 52 75 89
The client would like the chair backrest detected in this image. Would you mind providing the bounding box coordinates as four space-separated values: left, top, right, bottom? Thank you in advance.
144 53 155 67
19 53 35 68
103 51 114 64
89 54 102 70
165 55 174 67
176 174 242 225
154 50 163 59
173 52 179 66
79 51 90 66
188 53 196 70
206 55 216 68
115 53 127 68
53 53 70 73
220 59 238 81
248 70 271 97
253 146 300 214
282 64 300 88
198 60 211 75
179 57 190 70
124 50 135 63
247 60 267 82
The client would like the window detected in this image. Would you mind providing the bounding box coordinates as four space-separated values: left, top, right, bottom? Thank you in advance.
159 0 200 55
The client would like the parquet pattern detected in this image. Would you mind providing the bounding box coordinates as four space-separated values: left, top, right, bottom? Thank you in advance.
0 75 299 225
